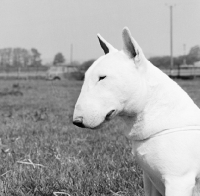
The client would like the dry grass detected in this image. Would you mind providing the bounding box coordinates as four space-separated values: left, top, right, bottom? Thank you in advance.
0 78 199 195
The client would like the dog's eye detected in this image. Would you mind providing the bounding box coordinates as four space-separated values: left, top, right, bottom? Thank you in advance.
99 76 106 81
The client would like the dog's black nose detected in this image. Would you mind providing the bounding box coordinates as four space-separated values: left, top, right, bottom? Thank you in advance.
73 117 85 128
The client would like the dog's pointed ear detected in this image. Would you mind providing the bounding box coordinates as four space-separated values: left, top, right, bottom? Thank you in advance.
122 27 145 62
97 34 117 54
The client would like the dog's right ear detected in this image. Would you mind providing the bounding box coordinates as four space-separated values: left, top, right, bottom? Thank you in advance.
97 34 117 54
122 27 145 63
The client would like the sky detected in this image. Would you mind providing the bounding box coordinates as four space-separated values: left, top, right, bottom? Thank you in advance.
0 0 199 63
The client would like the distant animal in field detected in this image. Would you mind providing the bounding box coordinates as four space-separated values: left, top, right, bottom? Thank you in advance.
0 84 23 97
73 27 200 196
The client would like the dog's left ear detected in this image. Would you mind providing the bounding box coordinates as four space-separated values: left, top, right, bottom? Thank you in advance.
97 34 117 54
122 27 145 62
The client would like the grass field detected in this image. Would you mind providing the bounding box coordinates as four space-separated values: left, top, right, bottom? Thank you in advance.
0 78 200 196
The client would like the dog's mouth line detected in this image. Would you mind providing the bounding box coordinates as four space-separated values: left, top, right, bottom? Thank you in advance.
89 110 116 129
77 110 117 130
105 110 116 121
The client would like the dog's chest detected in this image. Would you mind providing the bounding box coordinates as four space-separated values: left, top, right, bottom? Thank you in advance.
132 130 200 195
132 139 165 194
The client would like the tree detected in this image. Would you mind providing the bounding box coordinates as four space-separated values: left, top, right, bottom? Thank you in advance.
21 49 30 66
53 53 65 65
0 47 42 68
13 48 22 67
187 45 200 64
149 56 172 69
31 48 41 66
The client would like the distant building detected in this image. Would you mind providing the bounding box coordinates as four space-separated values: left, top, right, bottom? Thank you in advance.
180 64 194 69
194 61 200 68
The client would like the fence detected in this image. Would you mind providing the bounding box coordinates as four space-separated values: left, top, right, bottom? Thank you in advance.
1 66 200 80
162 67 200 78
0 65 84 80
0 71 47 79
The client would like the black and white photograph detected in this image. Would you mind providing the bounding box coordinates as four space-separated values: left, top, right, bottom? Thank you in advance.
0 0 200 195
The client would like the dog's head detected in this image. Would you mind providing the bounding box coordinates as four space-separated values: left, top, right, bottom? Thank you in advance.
73 27 148 129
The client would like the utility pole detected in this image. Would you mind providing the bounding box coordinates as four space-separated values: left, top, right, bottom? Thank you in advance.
70 44 73 65
183 44 186 65
166 4 175 76
170 5 173 76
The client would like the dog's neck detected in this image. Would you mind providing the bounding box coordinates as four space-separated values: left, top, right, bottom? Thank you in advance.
122 62 200 140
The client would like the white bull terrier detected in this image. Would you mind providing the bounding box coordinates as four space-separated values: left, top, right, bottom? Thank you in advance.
73 27 200 196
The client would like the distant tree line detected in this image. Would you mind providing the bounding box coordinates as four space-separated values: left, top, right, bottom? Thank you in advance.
79 59 95 72
149 45 200 69
0 44 199 72
78 45 200 73
0 48 41 67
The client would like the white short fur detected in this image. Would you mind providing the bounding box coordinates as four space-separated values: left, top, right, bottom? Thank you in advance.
73 27 200 196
